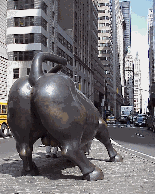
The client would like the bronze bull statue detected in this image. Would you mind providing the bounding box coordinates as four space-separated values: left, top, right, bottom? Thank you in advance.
7 52 123 181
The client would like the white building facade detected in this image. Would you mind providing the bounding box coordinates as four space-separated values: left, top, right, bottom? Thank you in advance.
119 1 131 53
148 9 154 88
0 1 8 102
134 52 142 113
6 0 59 95
124 50 134 106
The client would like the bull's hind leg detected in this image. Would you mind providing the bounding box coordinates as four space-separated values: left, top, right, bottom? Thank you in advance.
95 118 123 162
16 142 39 176
61 140 104 181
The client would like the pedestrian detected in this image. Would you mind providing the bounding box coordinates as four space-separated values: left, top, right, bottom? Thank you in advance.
46 145 58 158
126 116 130 127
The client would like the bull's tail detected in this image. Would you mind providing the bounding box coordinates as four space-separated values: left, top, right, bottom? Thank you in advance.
28 52 67 86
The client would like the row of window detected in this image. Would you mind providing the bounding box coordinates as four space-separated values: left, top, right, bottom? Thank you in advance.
14 33 34 44
14 33 47 47
98 3 109 7
98 16 109 20
14 0 34 10
98 30 110 33
99 57 110 61
57 47 73 66
98 10 110 13
57 33 73 53
99 50 111 54
13 51 34 61
13 67 73 79
13 0 47 14
98 43 110 47
98 36 109 40
98 23 110 27
14 17 47 31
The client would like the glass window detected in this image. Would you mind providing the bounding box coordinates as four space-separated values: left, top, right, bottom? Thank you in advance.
30 16 34 26
2 105 7 114
13 68 19 79
27 68 30 75
19 18 24 27
30 33 34 43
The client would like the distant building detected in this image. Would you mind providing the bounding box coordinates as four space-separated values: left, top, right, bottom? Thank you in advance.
148 6 155 115
119 1 131 53
134 52 142 113
124 50 134 107
58 0 105 107
0 1 8 102
98 0 114 115
148 9 154 90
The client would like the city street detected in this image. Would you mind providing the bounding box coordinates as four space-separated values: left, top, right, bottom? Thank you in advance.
0 129 155 193
107 123 155 158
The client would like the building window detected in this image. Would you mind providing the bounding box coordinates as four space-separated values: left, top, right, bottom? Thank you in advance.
14 17 34 27
42 35 47 47
27 68 30 75
14 0 34 10
13 51 34 61
14 34 34 44
52 42 54 51
52 11 55 20
41 18 47 31
52 26 55 36
42 1 47 14
13 68 19 79
75 11 77 20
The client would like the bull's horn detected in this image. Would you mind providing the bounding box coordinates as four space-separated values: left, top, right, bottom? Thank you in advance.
29 52 67 86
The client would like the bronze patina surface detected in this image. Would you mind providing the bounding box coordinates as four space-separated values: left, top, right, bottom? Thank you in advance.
7 52 123 181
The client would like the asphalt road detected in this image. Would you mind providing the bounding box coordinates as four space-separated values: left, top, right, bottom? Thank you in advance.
107 123 155 158
0 136 42 159
0 124 155 160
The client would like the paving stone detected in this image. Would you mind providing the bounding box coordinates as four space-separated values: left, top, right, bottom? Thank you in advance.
0 140 155 193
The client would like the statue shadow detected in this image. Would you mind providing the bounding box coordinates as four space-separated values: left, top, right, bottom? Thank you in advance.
0 151 83 180
0 151 108 180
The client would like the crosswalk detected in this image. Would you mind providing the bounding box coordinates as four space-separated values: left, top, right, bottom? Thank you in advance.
107 123 137 128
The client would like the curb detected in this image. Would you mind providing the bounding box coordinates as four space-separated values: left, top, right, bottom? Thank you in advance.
110 138 155 164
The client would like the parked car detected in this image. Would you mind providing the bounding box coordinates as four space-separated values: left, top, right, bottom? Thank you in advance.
146 115 155 132
134 116 147 127
119 115 128 124
106 116 116 124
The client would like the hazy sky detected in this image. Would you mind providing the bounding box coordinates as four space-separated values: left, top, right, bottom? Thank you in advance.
129 0 152 112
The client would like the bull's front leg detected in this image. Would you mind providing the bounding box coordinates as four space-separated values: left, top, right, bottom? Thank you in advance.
95 118 123 162
16 142 39 176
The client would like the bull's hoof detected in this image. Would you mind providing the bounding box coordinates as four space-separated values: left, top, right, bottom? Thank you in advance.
107 153 123 162
82 167 104 181
21 162 39 176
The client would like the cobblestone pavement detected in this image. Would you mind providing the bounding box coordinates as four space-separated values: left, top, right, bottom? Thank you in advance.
0 139 155 194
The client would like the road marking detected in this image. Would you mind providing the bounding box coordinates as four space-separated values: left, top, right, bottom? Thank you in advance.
0 136 12 140
110 139 155 160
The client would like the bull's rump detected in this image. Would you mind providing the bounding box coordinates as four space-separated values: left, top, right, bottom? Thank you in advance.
32 73 99 142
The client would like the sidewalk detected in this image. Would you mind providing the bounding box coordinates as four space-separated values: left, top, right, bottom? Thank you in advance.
0 139 155 194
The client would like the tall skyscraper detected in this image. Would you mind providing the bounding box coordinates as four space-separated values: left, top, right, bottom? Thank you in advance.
124 50 134 106
148 9 154 88
98 0 114 115
0 1 8 101
119 1 131 53
134 52 142 113
58 0 105 107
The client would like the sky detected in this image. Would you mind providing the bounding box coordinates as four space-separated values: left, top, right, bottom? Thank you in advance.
121 0 153 113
